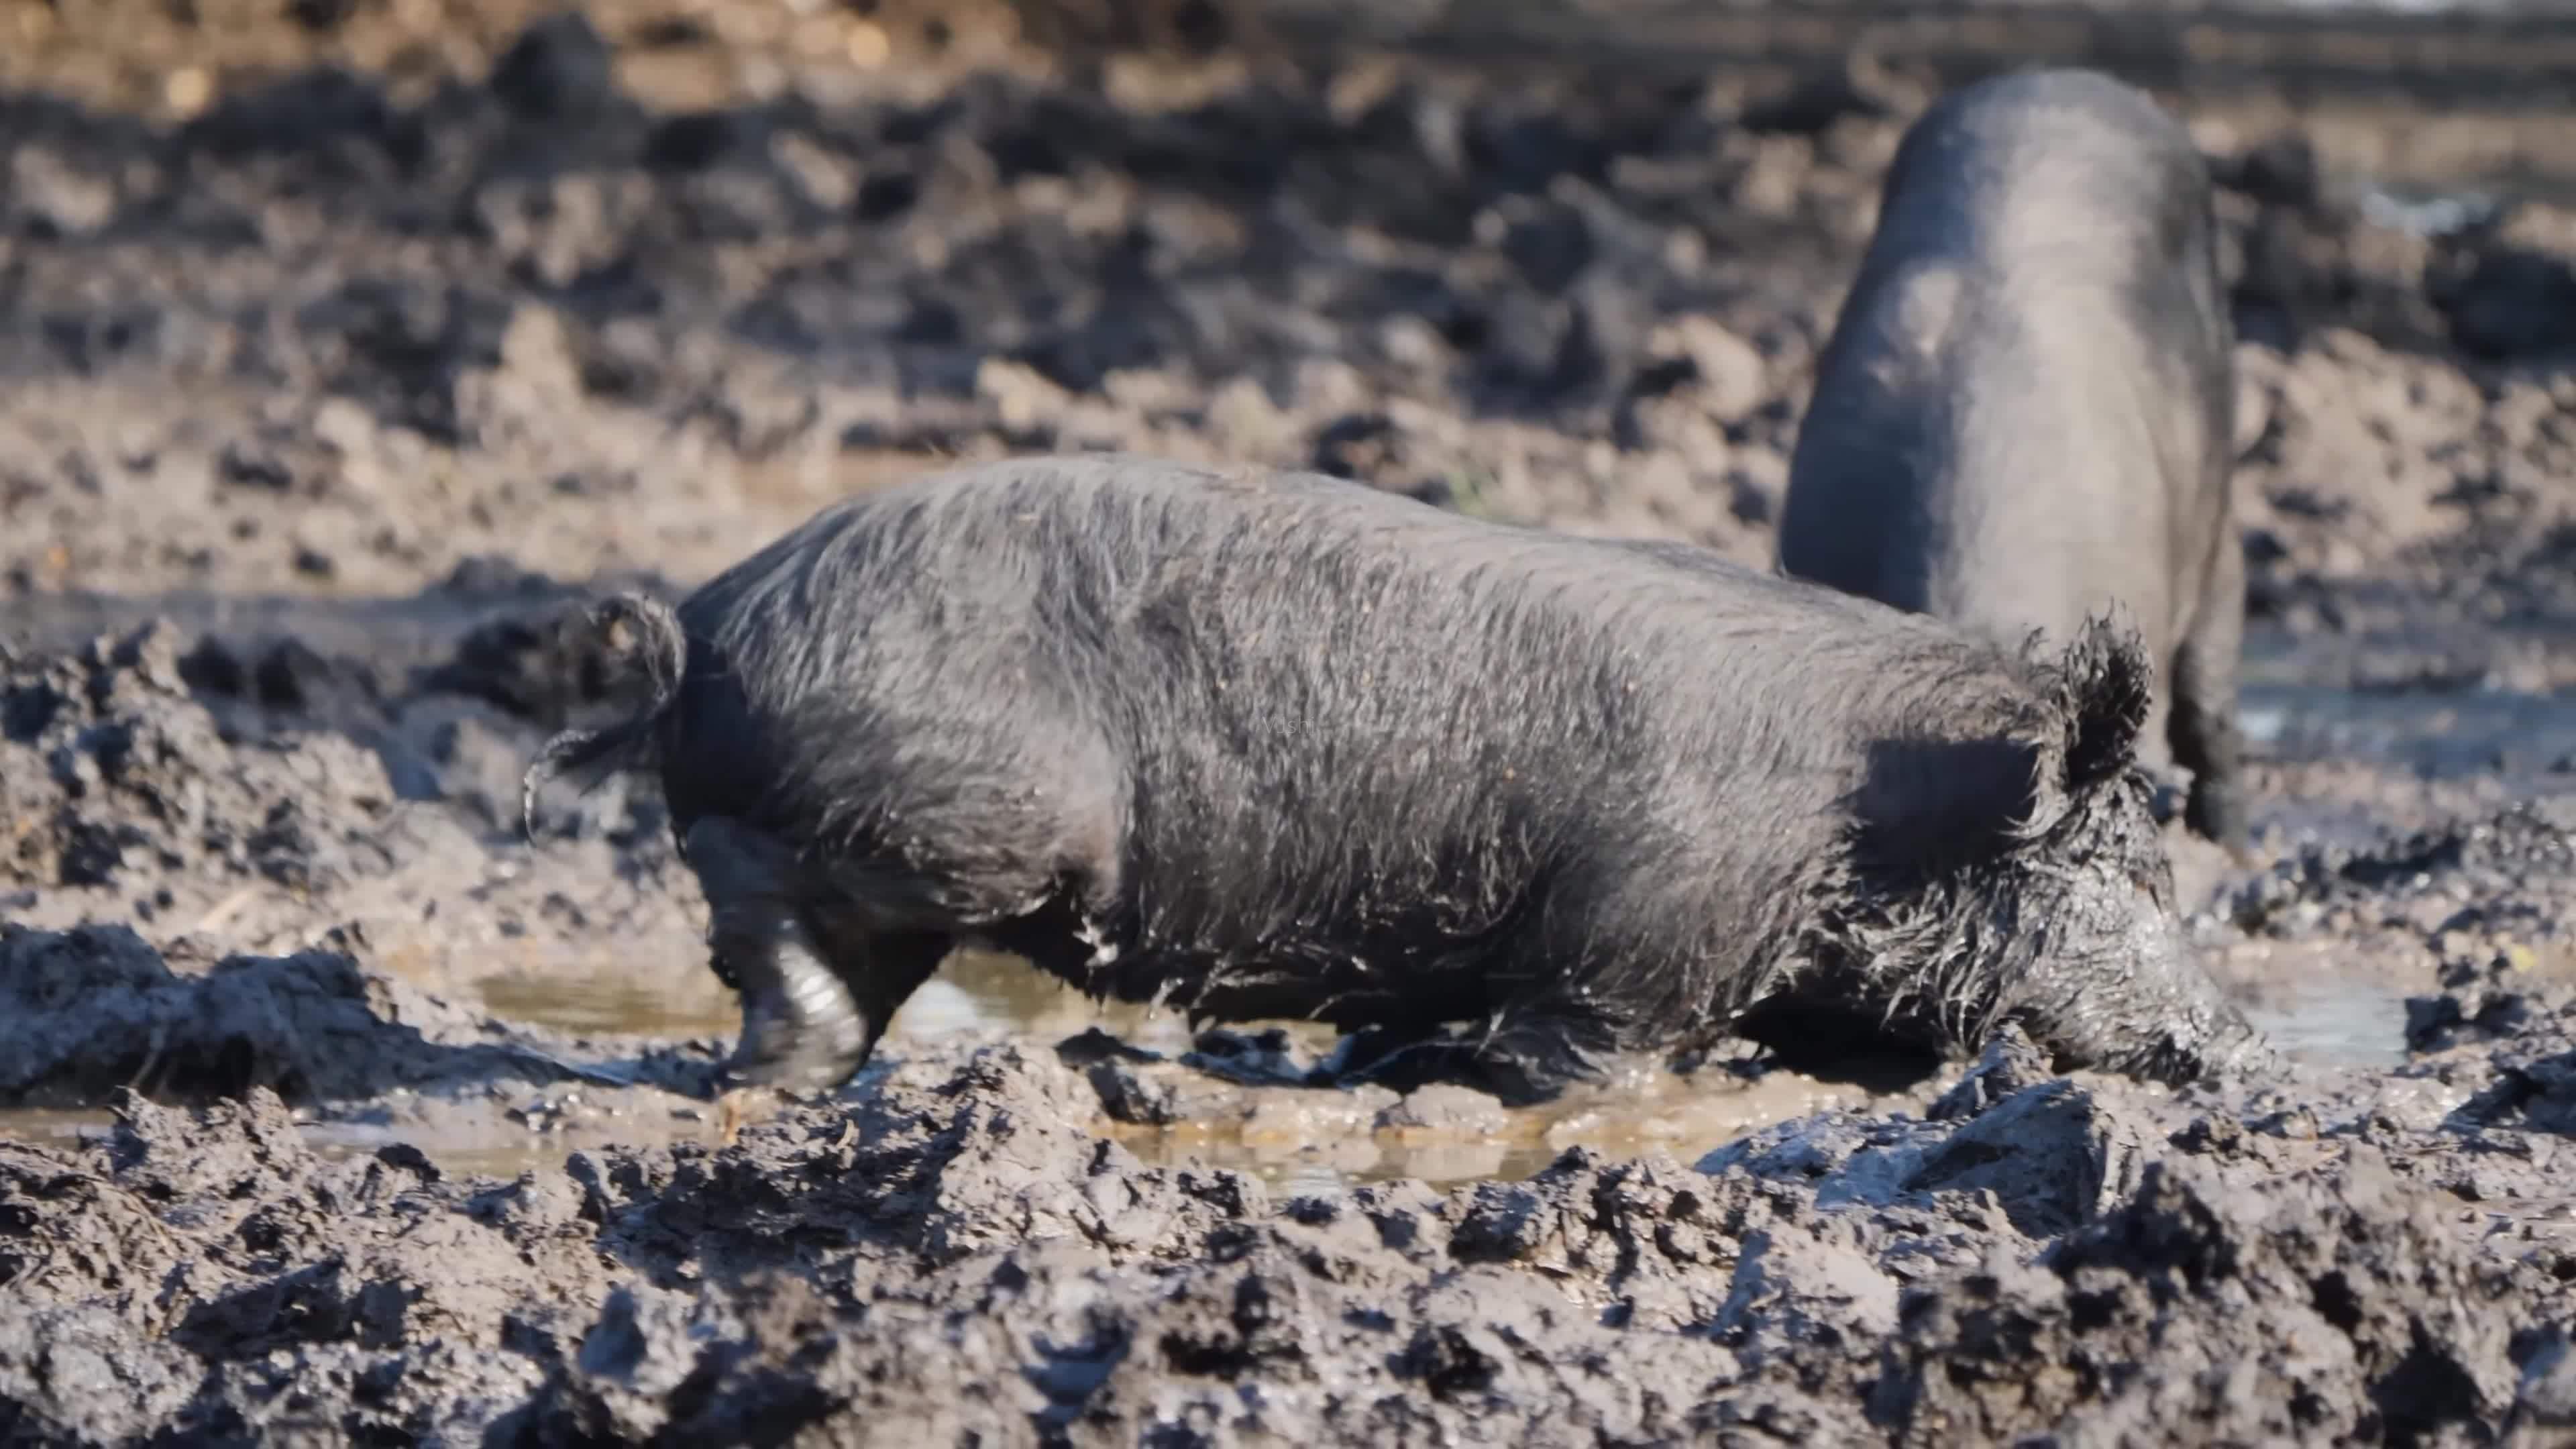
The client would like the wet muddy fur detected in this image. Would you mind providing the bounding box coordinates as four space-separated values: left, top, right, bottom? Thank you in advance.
525 455 2271 1102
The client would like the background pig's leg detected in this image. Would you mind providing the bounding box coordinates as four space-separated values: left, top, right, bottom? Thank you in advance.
684 816 877 1093
2169 534 2250 853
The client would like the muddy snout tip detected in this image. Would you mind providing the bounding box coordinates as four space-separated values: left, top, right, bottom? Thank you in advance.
2196 1011 2288 1083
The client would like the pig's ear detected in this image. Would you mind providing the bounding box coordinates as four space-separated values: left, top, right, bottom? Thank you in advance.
2058 616 2155 790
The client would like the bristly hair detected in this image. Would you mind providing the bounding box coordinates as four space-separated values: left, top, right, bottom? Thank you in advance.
2050 614 2156 792
517 592 690 841
1809 757 2142 1065
1809 615 2161 1062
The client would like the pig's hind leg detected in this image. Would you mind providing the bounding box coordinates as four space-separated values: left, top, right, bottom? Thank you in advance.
684 816 947 1094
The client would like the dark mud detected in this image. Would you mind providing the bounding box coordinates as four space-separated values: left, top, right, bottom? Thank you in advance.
9 1032 2576 1445
9 0 2576 1441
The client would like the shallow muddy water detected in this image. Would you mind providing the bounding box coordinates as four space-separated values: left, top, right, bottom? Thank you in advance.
2239 618 2576 774
2222 943 2416 1070
0 926 2424 1196
467 951 1929 1191
2243 678 2576 784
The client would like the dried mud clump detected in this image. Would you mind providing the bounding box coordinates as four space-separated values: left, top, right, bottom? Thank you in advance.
1 618 715 998
1876 1150 2526 1446
3 991 2571 1443
0 922 715 1109
0 623 395 896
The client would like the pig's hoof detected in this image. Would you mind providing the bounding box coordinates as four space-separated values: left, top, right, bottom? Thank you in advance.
723 956 873 1095
2184 781 2249 853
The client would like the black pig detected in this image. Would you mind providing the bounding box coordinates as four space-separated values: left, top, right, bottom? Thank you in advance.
524 454 2271 1100
1778 68 2249 849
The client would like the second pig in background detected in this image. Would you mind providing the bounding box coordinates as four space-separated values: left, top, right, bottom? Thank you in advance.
1778 66 2248 851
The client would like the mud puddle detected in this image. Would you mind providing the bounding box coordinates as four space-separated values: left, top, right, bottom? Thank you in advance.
413 938 2429 1191
3 585 598 682
0 1102 737 1183
2240 619 2576 782
476 949 1213 1059
455 953 1916 1190
2243 678 2576 782
2219 941 2416 1069
1103 1063 1926 1194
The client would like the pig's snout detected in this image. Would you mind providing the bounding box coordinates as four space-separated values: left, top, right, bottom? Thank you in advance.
2194 1001 2285 1081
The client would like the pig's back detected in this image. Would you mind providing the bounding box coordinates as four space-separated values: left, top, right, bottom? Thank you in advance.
656 454 2057 998
669 456 2050 861
1780 67 2233 659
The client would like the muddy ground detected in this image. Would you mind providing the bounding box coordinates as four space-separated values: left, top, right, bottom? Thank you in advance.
12 1 2576 1442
